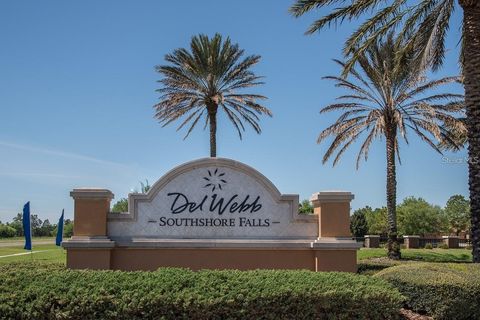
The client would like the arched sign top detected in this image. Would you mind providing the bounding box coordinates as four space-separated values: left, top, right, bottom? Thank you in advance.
145 158 283 203
108 157 317 239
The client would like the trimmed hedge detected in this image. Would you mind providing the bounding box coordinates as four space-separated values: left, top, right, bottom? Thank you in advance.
0 263 404 320
376 263 480 320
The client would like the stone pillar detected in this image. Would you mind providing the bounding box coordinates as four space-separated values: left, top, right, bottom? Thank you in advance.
310 191 354 238
403 235 420 249
364 235 380 248
443 236 459 248
71 189 114 237
62 189 115 269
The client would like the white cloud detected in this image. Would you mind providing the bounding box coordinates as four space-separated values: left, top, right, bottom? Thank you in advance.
0 140 130 168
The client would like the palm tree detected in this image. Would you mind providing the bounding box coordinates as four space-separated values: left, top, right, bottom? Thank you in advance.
154 33 272 157
290 0 480 263
318 35 464 259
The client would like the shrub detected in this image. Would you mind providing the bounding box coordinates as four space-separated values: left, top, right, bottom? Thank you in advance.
376 263 480 320
350 207 368 237
0 224 16 238
64 222 74 237
439 243 449 249
0 263 404 320
424 243 433 249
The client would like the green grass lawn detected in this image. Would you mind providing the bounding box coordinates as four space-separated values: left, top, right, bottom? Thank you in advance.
0 244 65 265
357 248 472 275
0 236 55 243
358 247 472 262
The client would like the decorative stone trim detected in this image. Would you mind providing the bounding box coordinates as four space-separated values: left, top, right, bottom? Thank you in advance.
70 188 114 200
62 236 115 248
108 157 317 224
310 191 355 204
107 238 361 250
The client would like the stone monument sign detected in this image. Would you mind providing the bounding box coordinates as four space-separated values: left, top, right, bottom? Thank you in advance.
63 158 360 272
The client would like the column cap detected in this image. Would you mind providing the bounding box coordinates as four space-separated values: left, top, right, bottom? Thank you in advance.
442 235 459 239
403 235 420 238
365 235 380 238
70 188 114 200
310 191 354 203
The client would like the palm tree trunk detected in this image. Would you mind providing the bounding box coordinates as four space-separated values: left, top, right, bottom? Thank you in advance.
386 130 401 260
460 0 480 263
208 104 218 157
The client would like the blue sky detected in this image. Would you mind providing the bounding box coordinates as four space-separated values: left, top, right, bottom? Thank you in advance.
0 0 468 223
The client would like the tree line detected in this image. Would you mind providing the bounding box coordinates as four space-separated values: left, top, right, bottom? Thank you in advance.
0 214 73 238
350 195 470 238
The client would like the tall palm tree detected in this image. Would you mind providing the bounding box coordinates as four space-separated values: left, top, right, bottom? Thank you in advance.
154 33 272 157
290 0 480 263
318 35 464 259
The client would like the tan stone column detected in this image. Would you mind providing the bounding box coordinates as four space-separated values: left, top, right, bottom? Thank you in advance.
62 189 115 270
71 189 114 237
311 191 354 238
310 192 359 273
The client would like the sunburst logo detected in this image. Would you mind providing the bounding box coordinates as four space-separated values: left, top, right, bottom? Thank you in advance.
203 168 227 192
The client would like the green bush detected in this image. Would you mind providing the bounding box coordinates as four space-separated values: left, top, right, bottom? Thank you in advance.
438 242 449 249
0 263 404 320
0 224 16 238
424 243 433 249
376 263 480 320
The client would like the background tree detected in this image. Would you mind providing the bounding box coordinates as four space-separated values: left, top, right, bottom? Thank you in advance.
365 207 389 235
139 179 151 193
112 198 128 213
444 194 471 235
63 219 74 238
30 214 43 237
290 0 480 263
111 180 152 213
154 33 272 157
350 207 369 237
397 197 446 236
9 213 23 237
0 224 16 238
316 34 464 259
54 219 74 238
298 199 314 214
36 219 55 237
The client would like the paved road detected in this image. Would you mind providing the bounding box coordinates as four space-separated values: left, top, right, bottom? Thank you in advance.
0 240 55 247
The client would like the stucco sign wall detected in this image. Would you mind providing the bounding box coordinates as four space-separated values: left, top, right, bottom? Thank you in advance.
108 158 317 239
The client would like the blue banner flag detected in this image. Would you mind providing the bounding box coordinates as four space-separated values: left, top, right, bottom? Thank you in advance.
22 202 32 250
55 209 64 246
